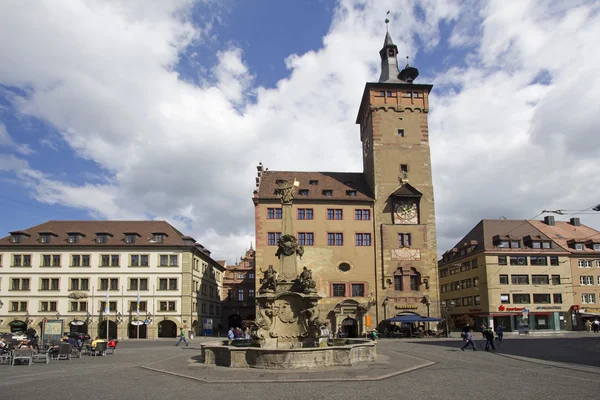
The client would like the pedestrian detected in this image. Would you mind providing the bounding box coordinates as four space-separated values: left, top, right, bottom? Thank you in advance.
495 324 504 342
484 327 496 351
244 327 251 339
337 327 343 339
593 320 600 333
461 329 476 351
175 328 188 346
227 327 235 341
585 320 592 332
480 323 487 339
461 324 470 340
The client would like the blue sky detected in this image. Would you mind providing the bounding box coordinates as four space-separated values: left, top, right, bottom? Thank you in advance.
1 0 599 262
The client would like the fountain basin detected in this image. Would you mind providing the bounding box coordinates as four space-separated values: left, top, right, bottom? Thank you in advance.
201 339 376 369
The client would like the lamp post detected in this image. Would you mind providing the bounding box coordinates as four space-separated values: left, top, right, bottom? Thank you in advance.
440 300 455 338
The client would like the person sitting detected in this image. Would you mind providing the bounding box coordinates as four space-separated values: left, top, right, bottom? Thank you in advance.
227 327 235 341
91 336 106 351
107 338 117 349
17 338 32 349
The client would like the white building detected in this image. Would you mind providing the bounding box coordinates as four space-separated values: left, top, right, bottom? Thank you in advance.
0 220 224 339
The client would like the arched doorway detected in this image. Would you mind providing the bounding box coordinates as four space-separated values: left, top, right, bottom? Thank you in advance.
342 317 358 338
228 314 242 329
69 320 88 335
97 320 118 339
9 320 27 334
158 320 177 338
128 322 147 339
191 320 199 335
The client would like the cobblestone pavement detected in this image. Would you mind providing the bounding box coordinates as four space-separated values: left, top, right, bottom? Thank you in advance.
1 336 599 400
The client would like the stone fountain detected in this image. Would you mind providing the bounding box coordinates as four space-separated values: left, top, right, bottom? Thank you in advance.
201 180 376 368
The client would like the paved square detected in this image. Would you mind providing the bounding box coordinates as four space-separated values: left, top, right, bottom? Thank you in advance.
1 335 599 400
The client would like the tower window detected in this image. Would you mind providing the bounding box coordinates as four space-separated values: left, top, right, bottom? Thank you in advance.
377 91 385 97
386 91 393 97
400 164 408 173
397 128 405 137
388 49 394 57
413 92 419 98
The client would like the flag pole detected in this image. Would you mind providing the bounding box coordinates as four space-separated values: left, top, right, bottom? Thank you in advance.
136 287 140 339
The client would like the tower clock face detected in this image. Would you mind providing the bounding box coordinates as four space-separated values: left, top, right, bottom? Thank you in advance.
363 137 370 157
394 201 418 224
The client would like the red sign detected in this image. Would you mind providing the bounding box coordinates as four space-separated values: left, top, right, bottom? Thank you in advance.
498 305 505 311
498 306 525 312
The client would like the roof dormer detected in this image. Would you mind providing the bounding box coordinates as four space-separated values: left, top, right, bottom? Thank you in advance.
123 232 140 244
38 231 58 244
95 232 113 244
66 231 85 244
150 232 168 244
9 231 30 243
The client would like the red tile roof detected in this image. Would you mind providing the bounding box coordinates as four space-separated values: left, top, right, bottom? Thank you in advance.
257 170 374 202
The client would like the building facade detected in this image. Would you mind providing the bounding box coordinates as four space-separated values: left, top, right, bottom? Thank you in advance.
530 216 600 328
437 217 599 332
220 246 256 332
252 29 440 337
0 220 224 339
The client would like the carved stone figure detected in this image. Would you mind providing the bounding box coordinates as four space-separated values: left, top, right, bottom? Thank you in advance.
259 265 277 293
275 180 295 204
255 302 275 339
68 292 88 299
275 234 304 259
302 300 323 338
298 266 317 293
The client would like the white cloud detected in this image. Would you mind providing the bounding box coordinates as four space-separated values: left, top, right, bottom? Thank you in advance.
0 123 34 155
0 0 599 262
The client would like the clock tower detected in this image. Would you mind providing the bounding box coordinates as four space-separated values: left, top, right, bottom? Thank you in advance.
356 27 439 320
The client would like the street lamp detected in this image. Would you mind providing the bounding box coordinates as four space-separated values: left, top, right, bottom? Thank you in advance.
440 300 456 338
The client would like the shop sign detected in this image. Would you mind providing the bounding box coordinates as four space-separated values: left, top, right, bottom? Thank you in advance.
498 306 528 312
583 308 600 313
535 306 561 310
395 305 418 310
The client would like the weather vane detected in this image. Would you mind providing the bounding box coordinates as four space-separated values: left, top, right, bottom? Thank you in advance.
385 10 390 31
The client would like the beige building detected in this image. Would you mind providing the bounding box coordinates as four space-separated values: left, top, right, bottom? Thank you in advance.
438 217 582 332
0 220 224 339
252 30 440 337
530 216 600 328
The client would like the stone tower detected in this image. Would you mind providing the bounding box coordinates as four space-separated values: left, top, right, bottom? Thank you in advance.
356 29 440 322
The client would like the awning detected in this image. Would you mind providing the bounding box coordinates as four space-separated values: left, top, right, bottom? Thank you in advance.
386 315 441 323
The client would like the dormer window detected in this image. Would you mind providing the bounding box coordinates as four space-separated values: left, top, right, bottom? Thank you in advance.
151 233 166 243
499 241 509 248
322 190 333 197
575 243 584 251
125 235 136 244
11 235 22 243
40 234 51 243
298 189 309 196
346 190 357 197
68 235 79 244
594 244 600 251
9 231 30 243
96 234 108 244
309 180 318 185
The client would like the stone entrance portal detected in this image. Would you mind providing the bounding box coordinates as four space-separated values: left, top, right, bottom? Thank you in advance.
342 317 358 338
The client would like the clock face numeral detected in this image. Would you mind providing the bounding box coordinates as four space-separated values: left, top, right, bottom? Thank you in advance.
394 201 418 224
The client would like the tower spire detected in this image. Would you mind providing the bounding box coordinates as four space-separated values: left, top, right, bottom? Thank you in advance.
378 16 401 84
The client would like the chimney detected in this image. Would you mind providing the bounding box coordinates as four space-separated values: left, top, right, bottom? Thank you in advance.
544 216 555 226
570 217 581 226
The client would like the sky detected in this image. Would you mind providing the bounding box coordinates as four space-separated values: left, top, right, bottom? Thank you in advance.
1 0 599 264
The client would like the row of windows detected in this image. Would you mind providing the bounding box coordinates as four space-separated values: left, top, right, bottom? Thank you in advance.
499 274 562 285
226 288 256 301
2 254 180 268
331 283 366 297
198 302 221 316
500 293 562 304
7 300 181 313
440 277 480 293
440 259 479 277
494 240 552 249
11 232 167 245
578 260 600 268
266 232 373 247
266 208 371 221
579 276 600 285
447 295 481 307
8 277 182 292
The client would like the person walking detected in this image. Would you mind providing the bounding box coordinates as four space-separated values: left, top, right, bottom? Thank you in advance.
175 328 188 346
495 323 504 342
461 329 476 351
484 327 496 351
585 320 592 332
593 320 600 333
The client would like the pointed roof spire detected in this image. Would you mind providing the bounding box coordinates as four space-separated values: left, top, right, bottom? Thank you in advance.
383 31 394 47
378 12 401 84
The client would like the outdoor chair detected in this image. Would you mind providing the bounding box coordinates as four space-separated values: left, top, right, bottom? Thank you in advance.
0 350 11 364
81 340 91 356
11 349 33 366
90 341 107 357
106 340 118 355
32 345 50 364
51 343 72 361
71 343 83 358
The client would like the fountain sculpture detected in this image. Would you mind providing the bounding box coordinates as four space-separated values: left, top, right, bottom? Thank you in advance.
200 179 376 368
